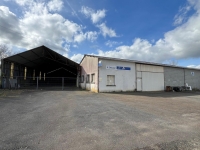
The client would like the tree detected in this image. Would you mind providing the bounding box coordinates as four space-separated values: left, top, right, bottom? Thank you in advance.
167 59 178 66
0 44 12 60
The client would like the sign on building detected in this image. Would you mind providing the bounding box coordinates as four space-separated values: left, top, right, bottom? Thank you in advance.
106 66 131 70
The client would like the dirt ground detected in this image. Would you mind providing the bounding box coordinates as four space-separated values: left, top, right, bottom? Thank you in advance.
0 89 200 150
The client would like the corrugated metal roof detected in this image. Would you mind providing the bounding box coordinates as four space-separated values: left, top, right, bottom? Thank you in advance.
81 54 200 71
2 45 79 76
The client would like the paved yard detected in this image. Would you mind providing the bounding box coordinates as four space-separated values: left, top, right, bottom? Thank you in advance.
0 89 200 150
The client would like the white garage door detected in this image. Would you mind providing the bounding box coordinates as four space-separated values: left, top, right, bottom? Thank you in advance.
142 72 164 91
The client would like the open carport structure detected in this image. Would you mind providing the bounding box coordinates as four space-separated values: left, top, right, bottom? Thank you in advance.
1 45 79 89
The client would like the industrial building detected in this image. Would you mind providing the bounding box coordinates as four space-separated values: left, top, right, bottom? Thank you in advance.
1 46 79 89
1 46 200 92
79 55 200 92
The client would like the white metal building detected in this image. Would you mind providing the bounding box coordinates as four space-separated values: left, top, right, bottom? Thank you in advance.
79 55 200 93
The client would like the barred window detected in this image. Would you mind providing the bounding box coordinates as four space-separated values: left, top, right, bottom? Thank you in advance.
107 75 115 86
86 74 90 83
81 75 84 83
91 74 95 83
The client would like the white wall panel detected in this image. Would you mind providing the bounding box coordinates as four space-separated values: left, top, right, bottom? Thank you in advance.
99 59 136 92
141 64 163 72
137 71 142 78
136 64 141 71
137 78 142 91
142 72 164 91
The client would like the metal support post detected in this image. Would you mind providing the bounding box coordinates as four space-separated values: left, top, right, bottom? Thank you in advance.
37 77 38 89
62 77 64 90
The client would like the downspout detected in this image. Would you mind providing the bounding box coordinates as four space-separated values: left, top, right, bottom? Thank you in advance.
1 59 4 88
184 68 185 86
97 58 99 93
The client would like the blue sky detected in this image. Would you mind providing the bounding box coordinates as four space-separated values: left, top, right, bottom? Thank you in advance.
0 0 200 68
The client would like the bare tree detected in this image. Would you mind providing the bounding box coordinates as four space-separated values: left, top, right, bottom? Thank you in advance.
167 59 178 66
0 44 12 60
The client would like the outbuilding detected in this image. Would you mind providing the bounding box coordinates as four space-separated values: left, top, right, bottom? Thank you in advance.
1 46 79 89
79 55 200 92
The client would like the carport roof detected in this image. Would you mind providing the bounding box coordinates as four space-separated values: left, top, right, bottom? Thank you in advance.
3 45 78 71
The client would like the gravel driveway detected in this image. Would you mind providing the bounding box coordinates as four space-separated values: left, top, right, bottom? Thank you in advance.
0 89 200 150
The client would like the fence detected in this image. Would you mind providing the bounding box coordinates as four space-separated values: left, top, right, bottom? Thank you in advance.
2 76 77 90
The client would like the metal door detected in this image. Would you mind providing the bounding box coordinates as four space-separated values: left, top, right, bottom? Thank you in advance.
137 71 142 91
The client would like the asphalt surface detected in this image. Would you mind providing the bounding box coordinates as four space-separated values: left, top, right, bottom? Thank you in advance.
0 88 200 150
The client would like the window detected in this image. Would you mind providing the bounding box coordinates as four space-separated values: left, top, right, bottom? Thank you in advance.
24 67 27 80
86 74 90 83
44 73 46 81
91 73 95 83
107 75 115 86
10 63 14 79
81 75 84 83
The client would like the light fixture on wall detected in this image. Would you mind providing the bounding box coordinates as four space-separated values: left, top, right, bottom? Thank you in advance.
98 60 102 67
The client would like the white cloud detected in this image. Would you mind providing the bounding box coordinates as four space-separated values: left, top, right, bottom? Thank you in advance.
188 0 200 13
74 31 98 43
105 40 122 47
91 0 200 63
0 1 97 54
15 0 32 6
85 31 98 41
0 6 23 43
187 65 200 68
64 0 200 64
74 33 85 43
70 53 84 63
91 9 106 24
47 0 63 12
174 5 191 25
81 6 93 17
97 23 117 38
73 44 78 48
81 6 106 24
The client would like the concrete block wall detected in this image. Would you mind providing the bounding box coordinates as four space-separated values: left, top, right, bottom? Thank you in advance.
164 67 184 87
185 69 200 89
164 67 200 90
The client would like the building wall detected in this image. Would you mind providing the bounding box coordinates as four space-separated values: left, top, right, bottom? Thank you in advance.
164 67 200 89
164 67 184 87
80 56 200 92
80 56 98 93
99 59 136 92
136 64 164 91
185 69 200 89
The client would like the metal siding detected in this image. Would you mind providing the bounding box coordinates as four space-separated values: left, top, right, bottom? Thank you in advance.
136 64 141 71
140 64 164 72
137 78 142 91
137 72 142 78
136 64 164 91
142 72 164 91
164 67 184 87
185 69 200 89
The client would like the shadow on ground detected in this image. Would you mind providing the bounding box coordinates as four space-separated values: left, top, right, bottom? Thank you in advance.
105 91 200 98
